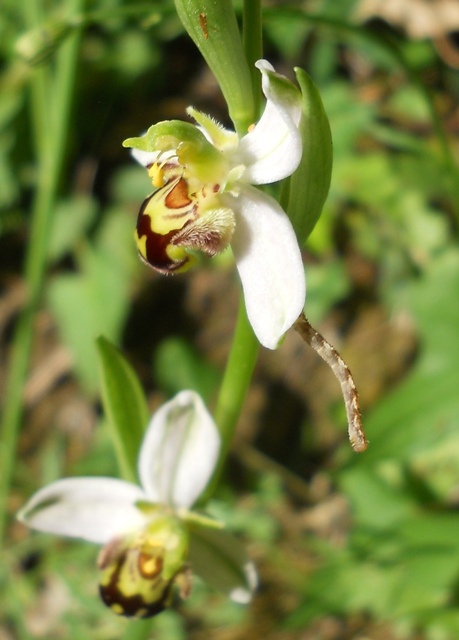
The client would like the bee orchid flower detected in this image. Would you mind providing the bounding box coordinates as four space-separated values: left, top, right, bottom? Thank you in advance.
123 60 306 350
18 390 256 618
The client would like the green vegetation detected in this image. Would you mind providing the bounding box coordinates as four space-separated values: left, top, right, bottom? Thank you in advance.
2 1 459 638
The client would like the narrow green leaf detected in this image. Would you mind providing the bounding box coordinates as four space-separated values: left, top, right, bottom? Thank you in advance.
284 69 333 244
96 336 149 482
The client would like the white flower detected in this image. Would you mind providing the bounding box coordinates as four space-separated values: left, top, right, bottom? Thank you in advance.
18 391 256 617
124 60 306 350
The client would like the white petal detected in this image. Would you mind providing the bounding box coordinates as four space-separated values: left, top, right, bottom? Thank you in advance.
189 527 257 603
226 186 306 349
237 60 302 185
138 390 220 509
17 478 148 544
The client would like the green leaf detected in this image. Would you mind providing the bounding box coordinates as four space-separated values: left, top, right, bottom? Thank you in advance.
389 550 458 615
326 250 459 623
356 250 459 464
96 336 149 482
340 466 417 530
285 68 333 244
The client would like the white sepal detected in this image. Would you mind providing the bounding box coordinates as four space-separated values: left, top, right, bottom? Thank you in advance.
17 477 148 544
138 390 220 509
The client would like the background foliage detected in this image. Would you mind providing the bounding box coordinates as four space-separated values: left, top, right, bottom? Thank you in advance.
1 0 459 638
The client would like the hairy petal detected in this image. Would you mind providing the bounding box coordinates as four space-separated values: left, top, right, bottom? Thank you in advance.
139 390 220 509
238 60 302 185
17 478 148 544
227 185 306 349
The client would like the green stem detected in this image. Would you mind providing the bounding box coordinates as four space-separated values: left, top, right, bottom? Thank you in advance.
206 299 259 499
0 0 83 543
203 0 264 499
242 0 263 117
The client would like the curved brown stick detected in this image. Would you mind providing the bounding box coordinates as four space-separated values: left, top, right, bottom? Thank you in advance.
293 313 368 453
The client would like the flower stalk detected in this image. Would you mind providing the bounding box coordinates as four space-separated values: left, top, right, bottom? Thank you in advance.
293 313 368 452
203 299 259 500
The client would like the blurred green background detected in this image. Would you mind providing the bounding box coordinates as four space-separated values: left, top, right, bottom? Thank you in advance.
2 0 459 638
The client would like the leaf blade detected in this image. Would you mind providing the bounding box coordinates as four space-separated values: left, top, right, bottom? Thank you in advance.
96 336 149 482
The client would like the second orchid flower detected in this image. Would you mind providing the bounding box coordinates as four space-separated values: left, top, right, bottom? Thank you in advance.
18 391 256 617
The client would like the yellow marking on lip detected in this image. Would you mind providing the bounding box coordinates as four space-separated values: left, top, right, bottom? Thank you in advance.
139 553 162 578
136 231 148 259
111 603 124 615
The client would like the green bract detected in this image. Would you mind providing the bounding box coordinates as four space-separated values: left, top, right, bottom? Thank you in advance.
173 0 255 132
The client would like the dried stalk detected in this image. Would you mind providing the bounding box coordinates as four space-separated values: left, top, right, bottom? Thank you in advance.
293 313 368 453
